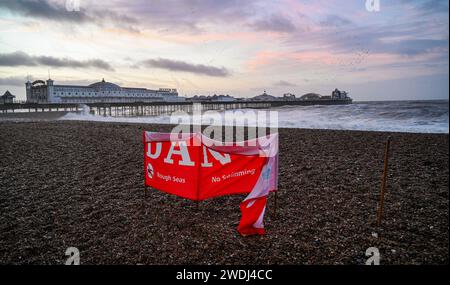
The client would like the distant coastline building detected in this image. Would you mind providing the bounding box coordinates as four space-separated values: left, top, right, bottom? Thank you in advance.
283 93 296 100
250 90 278 101
25 78 180 103
299 93 321 101
187 94 236 102
1 90 15 104
299 89 350 101
331 88 349 100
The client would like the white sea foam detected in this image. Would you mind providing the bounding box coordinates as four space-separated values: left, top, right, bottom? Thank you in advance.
59 100 449 134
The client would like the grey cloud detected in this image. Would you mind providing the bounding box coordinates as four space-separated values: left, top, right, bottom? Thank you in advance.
0 51 114 70
281 15 448 80
0 51 34 66
0 0 292 34
420 0 449 13
343 33 447 57
250 14 296 33
389 39 449 56
0 76 29 86
0 0 262 34
299 19 448 57
0 76 109 88
112 0 260 33
0 0 139 31
274 80 296 87
401 0 449 15
320 15 352 27
141 58 229 77
0 0 89 22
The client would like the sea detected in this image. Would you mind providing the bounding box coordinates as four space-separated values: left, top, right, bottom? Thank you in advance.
58 100 449 134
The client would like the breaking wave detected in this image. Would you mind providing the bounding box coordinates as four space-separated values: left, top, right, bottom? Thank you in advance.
59 100 449 134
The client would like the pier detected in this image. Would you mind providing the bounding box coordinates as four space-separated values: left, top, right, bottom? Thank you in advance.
0 99 351 116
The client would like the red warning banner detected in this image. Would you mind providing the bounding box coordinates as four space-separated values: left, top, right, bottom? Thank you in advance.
143 131 278 235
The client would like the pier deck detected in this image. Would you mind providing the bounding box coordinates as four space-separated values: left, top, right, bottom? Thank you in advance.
0 99 352 116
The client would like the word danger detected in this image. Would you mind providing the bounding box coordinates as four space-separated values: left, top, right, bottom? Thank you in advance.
146 142 231 167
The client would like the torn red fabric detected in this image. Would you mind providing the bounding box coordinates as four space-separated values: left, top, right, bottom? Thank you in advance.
237 197 267 236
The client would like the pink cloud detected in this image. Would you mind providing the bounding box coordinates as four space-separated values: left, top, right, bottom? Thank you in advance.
244 50 291 69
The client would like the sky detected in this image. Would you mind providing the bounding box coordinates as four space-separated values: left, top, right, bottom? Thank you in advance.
0 0 448 101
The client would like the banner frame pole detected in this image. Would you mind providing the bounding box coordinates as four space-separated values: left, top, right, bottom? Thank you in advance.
376 136 391 227
273 138 279 217
142 130 147 198
195 133 202 210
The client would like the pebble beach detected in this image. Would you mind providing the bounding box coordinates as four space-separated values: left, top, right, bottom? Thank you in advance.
0 120 448 264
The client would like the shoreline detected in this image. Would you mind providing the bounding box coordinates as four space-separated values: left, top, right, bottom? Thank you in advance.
0 120 448 264
1 113 448 135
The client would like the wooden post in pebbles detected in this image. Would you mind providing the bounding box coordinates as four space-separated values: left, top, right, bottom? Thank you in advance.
376 136 392 227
